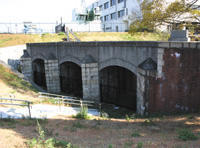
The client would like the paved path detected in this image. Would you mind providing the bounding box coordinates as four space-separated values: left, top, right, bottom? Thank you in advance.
0 104 99 119
0 45 26 64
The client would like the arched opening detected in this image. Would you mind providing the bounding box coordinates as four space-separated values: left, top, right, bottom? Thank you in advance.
100 66 137 110
32 59 46 88
59 62 83 97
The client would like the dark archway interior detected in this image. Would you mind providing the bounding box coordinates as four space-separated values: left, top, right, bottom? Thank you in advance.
32 59 46 87
59 62 83 97
100 66 137 110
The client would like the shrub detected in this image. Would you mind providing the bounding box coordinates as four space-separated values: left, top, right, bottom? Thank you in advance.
136 141 144 148
73 105 91 119
131 132 141 137
178 129 198 141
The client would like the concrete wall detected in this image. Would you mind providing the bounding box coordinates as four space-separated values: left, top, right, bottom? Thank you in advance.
21 41 200 115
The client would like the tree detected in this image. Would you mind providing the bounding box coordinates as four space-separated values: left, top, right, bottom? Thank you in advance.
129 0 200 33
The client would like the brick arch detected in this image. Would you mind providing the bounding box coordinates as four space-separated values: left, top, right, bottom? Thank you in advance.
99 58 137 75
32 54 46 62
59 55 81 66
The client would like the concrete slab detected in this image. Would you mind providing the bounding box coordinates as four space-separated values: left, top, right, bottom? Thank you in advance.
0 104 99 119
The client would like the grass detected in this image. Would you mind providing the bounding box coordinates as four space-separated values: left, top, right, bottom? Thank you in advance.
0 63 38 92
0 32 169 48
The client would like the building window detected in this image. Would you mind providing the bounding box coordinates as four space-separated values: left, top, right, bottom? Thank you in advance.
110 0 116 6
100 16 103 22
118 10 124 18
111 12 116 20
118 0 124 3
104 15 109 21
99 5 103 11
104 2 109 9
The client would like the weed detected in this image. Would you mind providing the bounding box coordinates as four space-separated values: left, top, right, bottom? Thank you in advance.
108 144 114 148
178 129 198 141
126 115 130 122
72 121 86 129
70 127 77 132
25 120 79 148
55 133 59 137
73 105 91 120
131 132 141 137
186 115 195 119
142 119 156 126
124 140 134 147
136 141 144 148
0 122 5 126
63 125 69 130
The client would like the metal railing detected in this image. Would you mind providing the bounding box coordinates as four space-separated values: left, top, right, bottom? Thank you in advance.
0 93 15 98
38 92 99 110
0 97 32 118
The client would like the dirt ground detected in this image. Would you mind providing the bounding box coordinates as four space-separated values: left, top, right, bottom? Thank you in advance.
0 114 200 148
0 71 199 148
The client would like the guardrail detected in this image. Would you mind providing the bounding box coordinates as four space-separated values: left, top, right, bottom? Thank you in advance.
38 92 100 111
0 97 32 118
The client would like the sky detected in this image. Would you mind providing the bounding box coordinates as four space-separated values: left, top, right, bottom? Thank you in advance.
0 0 96 23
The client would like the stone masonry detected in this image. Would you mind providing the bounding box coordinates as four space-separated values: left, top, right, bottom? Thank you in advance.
20 41 200 115
44 53 61 93
81 54 100 101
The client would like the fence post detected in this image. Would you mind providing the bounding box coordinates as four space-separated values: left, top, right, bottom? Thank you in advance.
99 103 102 117
59 98 61 111
27 101 31 119
80 100 83 108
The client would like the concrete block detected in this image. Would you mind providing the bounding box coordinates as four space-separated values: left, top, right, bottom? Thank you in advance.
170 42 183 48
158 42 170 48
157 59 165 66
197 43 200 49
158 48 165 54
85 63 98 68
157 71 163 78
157 53 163 60
157 65 162 72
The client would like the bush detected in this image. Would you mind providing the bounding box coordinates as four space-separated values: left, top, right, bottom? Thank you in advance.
58 32 65 36
178 129 198 141
73 105 91 120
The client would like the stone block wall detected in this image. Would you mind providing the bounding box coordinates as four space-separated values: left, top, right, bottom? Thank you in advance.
44 59 61 93
81 63 100 101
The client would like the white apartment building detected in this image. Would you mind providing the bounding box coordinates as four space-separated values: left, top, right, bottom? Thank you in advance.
71 0 140 32
87 0 141 32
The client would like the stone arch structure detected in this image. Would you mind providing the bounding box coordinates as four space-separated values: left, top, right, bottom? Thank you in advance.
31 54 46 62
100 65 137 110
99 58 137 75
59 61 83 97
59 55 81 67
32 58 46 87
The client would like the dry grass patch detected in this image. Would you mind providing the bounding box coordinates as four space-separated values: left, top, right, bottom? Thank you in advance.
0 114 199 148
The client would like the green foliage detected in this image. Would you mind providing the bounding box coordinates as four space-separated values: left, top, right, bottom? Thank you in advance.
0 64 38 92
129 0 200 33
58 32 65 36
178 129 198 141
73 105 91 119
72 121 86 129
124 140 134 147
142 119 156 126
126 115 130 122
108 144 114 148
25 120 80 148
136 141 144 148
131 132 141 137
